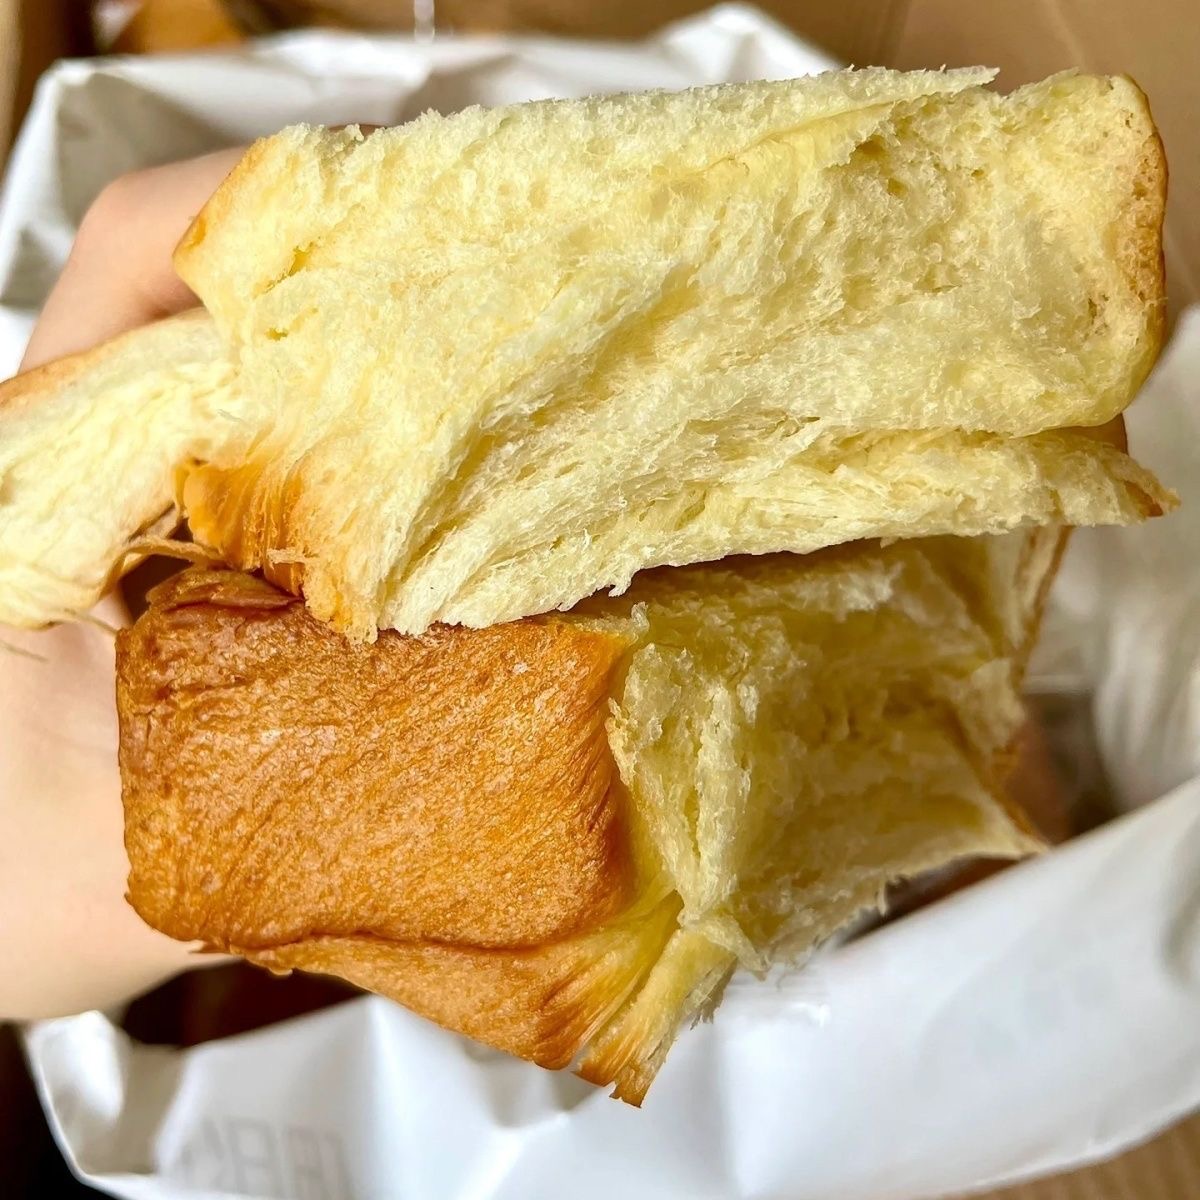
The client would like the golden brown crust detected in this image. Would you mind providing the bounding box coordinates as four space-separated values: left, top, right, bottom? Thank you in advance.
246 900 679 1069
180 461 310 600
577 930 735 1105
173 135 274 276
119 568 634 953
118 568 691 1071
0 345 94 417
1116 77 1168 378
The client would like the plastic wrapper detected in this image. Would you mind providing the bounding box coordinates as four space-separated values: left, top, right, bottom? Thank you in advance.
2 8 1198 1197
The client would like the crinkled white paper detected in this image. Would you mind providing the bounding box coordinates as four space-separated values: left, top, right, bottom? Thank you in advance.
4 8 1199 1198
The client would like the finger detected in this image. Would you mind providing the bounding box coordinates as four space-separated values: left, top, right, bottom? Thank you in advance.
21 146 246 370
0 598 222 1021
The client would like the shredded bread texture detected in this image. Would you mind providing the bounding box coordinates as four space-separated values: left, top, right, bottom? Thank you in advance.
0 69 1173 636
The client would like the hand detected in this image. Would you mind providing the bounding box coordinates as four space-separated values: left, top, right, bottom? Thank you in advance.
1 149 243 1021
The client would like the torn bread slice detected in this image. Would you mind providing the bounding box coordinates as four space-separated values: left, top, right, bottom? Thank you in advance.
173 69 1169 638
0 70 1175 636
118 528 1056 1103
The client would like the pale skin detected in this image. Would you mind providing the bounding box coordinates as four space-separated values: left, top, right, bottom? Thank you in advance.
0 148 245 1021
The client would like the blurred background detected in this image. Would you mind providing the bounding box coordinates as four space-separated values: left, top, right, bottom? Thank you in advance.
0 2 1196 1198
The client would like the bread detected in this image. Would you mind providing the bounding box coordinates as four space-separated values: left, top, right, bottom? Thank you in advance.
0 67 1177 1099
119 528 1057 1102
0 69 1174 636
0 311 234 627
883 719 1072 922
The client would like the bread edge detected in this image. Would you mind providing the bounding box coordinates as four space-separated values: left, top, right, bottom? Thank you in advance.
0 308 213 417
1117 75 1168 394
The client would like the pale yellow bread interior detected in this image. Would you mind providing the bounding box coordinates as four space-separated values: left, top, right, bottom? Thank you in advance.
0 69 1173 635
119 529 1053 1103
0 311 233 625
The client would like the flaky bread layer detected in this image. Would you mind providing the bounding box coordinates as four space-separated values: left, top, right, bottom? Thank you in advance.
0 71 1174 635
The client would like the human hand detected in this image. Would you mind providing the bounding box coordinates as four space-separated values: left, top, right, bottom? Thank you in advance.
1 148 244 1020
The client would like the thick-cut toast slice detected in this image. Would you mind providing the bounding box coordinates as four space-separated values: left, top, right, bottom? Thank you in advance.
119 530 1056 1102
0 70 1173 635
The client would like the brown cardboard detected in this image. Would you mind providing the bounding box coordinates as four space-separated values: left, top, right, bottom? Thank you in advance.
0 0 19 155
0 0 92 157
110 0 242 52
962 1107 1200 1200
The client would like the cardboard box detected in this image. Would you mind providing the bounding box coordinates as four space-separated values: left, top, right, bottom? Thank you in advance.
963 1109 1200 1200
0 0 90 153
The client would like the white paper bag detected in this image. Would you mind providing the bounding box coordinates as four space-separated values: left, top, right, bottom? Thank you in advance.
4 9 1199 1198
